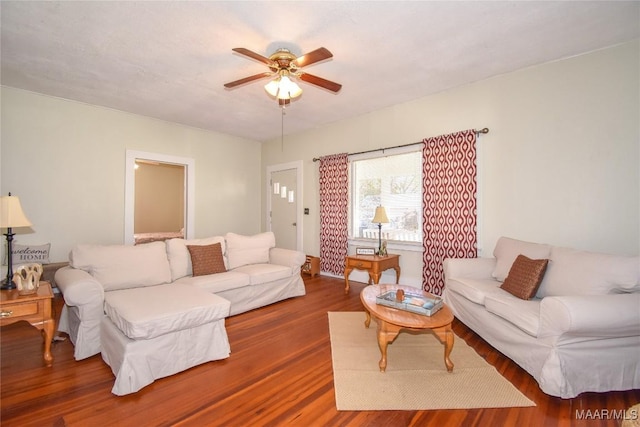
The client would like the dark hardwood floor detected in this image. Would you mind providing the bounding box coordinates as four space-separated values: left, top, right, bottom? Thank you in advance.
1 275 638 426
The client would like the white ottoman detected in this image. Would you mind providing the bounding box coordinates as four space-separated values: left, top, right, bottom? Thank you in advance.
101 283 231 395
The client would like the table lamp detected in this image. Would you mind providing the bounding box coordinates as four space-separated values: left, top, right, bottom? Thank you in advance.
1 193 33 290
372 206 389 256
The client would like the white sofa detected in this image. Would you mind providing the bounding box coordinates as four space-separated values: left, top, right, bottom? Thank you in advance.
55 231 306 362
443 237 640 398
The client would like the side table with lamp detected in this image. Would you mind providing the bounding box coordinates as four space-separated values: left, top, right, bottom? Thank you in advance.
343 206 401 293
0 193 55 366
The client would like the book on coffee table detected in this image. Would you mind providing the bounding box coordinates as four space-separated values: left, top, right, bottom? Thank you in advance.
376 290 443 316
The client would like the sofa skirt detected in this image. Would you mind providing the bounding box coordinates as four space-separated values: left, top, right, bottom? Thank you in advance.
101 316 230 396
58 304 103 360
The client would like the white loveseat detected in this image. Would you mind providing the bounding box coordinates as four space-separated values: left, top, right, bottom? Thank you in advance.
443 237 640 398
55 231 306 362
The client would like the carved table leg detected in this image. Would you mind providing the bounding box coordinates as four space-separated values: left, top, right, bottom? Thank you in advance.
42 318 54 367
432 324 454 372
364 309 371 328
376 320 400 372
344 267 354 294
370 272 381 285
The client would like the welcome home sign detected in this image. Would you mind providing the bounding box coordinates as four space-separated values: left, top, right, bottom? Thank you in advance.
11 243 50 265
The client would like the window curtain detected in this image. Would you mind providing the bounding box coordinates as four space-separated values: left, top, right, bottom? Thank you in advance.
319 153 349 276
422 130 478 295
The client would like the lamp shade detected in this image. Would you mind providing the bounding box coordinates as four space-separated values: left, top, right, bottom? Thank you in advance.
372 206 389 224
0 194 32 228
264 79 281 97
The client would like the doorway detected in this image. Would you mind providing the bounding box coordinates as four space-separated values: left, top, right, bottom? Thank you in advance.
266 161 303 251
124 150 195 245
134 161 185 235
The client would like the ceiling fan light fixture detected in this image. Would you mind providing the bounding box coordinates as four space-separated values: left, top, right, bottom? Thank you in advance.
278 75 303 99
264 70 303 100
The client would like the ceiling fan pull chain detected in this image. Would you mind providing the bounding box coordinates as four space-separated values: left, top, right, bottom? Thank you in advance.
281 108 285 151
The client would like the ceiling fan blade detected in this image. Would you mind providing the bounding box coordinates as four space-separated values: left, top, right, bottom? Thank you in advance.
299 73 342 93
232 48 275 67
224 72 273 88
293 47 333 68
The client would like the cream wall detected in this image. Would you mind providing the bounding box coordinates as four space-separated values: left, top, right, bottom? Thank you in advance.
261 41 640 287
1 87 262 263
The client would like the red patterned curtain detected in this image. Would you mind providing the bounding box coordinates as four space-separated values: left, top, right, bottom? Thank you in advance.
422 130 478 295
319 153 349 276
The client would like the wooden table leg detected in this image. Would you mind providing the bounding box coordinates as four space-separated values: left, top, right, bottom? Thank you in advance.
344 267 354 294
364 309 371 328
376 320 400 372
432 324 454 372
443 328 454 372
42 318 54 367
370 272 381 284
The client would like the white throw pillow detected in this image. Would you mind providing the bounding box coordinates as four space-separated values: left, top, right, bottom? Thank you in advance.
70 241 172 291
537 246 640 297
165 236 226 281
225 232 275 270
492 237 552 282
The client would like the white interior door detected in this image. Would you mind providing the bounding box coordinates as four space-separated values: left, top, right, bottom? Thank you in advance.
267 161 303 251
270 168 297 250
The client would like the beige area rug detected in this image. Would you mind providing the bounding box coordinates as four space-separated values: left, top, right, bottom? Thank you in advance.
328 311 535 411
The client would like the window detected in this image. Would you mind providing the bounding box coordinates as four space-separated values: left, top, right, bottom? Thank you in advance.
350 150 422 243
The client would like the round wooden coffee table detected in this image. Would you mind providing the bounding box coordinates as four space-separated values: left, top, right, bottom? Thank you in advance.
360 284 454 373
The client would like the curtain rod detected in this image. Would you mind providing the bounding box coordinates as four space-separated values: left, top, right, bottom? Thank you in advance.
312 128 489 162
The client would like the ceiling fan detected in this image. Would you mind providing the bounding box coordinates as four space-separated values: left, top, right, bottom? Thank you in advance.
224 47 342 106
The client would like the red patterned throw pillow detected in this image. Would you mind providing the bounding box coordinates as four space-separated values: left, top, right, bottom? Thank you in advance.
187 243 227 277
500 254 549 300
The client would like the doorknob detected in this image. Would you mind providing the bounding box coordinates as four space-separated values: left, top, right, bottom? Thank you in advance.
292 222 297 226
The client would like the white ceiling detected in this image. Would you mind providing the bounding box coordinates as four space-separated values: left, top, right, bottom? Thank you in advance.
1 1 638 142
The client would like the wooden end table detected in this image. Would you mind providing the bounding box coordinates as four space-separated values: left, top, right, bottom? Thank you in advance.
360 284 454 373
344 254 400 294
302 255 320 277
0 281 55 366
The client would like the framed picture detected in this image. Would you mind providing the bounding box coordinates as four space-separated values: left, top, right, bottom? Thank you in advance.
356 247 376 255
